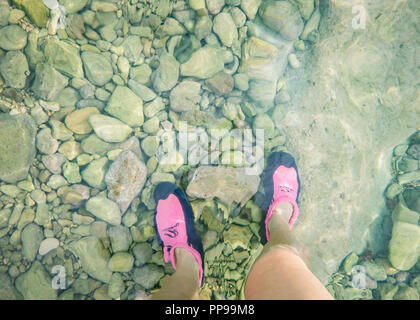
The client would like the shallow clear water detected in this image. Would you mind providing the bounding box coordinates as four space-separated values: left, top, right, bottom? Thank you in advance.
0 0 419 300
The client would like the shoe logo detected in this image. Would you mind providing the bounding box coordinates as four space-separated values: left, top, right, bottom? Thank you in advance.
163 223 179 238
279 186 293 193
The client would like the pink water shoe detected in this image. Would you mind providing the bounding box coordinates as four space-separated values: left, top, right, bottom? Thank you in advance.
154 182 204 286
262 152 301 242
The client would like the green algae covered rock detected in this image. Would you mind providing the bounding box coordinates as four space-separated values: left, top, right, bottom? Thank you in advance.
108 225 132 252
391 202 419 225
65 107 100 134
394 285 419 300
81 135 112 155
253 113 275 138
0 24 27 51
0 50 29 89
223 225 253 250
44 39 84 78
108 252 134 272
13 0 49 28
31 63 69 101
132 243 153 266
133 264 164 290
240 0 261 20
259 0 304 41
81 51 113 86
213 12 237 47
0 114 36 183
388 221 420 271
0 273 22 300
68 236 112 283
105 150 147 213
85 195 122 226
403 188 420 214
59 0 89 14
0 4 10 27
169 80 201 112
105 86 144 127
180 46 225 79
361 261 387 281
107 273 124 299
21 223 44 261
88 114 133 143
152 51 179 92
15 261 57 300
122 35 143 63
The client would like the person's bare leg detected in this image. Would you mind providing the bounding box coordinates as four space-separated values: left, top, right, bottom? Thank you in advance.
152 248 200 300
244 202 333 300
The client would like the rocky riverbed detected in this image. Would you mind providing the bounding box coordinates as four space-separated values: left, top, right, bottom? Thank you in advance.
0 0 419 300
326 131 420 300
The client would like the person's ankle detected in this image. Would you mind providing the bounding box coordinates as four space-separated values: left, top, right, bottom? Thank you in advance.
175 247 200 277
267 202 295 246
273 201 293 223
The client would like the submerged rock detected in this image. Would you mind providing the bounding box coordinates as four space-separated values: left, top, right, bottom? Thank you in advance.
81 51 113 86
0 50 29 89
107 273 124 299
240 0 261 20
59 0 89 14
205 72 234 96
133 264 164 290
388 221 420 271
0 4 10 27
108 225 132 252
194 15 212 40
44 39 84 78
169 80 201 112
68 236 112 283
0 25 27 51
407 144 420 160
36 128 59 155
186 166 260 207
105 150 147 213
152 52 179 92
259 0 304 41
66 14 85 40
0 273 21 300
15 261 57 300
180 46 225 79
39 237 60 255
86 195 122 226
213 12 237 47
223 225 253 250
122 35 143 63
31 63 69 101
105 86 144 127
88 114 133 143
238 37 291 82
12 0 49 27
65 107 100 134
133 243 153 267
0 114 36 183
403 188 420 214
108 252 134 272
21 223 44 261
